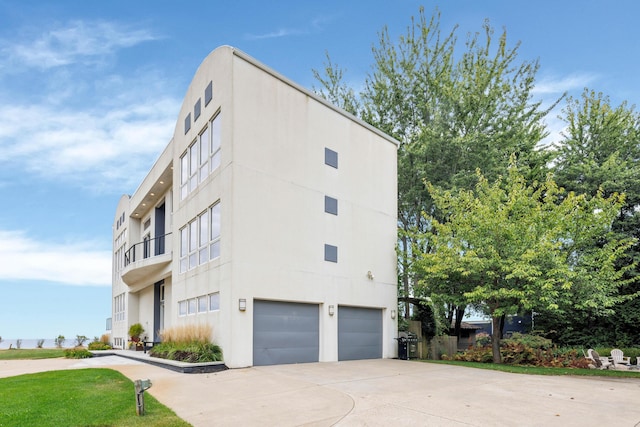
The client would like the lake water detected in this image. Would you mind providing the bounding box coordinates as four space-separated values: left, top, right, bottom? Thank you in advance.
0 338 79 349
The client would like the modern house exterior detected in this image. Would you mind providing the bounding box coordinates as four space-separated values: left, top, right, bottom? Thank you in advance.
111 46 399 368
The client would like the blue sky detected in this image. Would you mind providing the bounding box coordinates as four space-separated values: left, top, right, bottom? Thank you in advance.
1 0 638 344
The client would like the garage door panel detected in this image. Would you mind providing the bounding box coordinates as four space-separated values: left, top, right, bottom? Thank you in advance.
253 300 319 366
338 306 382 361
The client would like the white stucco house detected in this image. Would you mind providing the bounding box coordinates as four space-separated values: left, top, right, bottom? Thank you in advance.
111 46 398 368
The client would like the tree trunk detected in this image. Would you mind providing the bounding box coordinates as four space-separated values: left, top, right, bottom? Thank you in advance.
499 314 506 339
491 316 502 363
401 232 410 319
453 306 465 340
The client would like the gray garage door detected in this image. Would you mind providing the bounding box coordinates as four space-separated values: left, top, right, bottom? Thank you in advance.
253 300 319 366
338 306 382 361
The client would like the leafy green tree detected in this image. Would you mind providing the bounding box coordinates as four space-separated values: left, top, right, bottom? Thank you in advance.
413 164 635 363
543 89 640 346
314 7 557 334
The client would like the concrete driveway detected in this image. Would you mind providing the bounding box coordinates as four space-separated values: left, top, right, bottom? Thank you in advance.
2 356 639 426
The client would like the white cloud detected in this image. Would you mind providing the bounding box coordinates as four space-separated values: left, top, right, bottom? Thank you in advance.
0 230 111 286
245 28 306 40
0 20 158 71
533 72 598 95
244 14 332 40
0 94 178 191
0 20 180 192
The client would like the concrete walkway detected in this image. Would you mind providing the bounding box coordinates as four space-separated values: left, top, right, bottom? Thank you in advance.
2 356 640 426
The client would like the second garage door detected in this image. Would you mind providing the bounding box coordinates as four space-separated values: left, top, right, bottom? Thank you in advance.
253 300 319 366
338 306 382 361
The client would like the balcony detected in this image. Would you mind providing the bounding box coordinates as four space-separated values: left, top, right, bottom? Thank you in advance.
121 233 172 289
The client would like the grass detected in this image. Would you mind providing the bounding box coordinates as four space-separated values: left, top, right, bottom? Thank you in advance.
425 359 640 378
0 368 191 427
0 348 66 360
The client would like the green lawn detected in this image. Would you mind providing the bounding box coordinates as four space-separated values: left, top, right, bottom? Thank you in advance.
0 348 66 360
0 368 191 427
425 359 640 378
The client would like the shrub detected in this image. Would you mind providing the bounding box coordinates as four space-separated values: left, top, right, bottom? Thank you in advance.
88 342 112 350
150 342 223 363
64 348 92 359
453 333 590 368
128 323 145 340
452 346 493 363
475 332 491 347
99 334 110 344
36 339 45 348
503 332 553 350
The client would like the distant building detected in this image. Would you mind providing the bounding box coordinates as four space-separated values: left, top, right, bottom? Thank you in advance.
111 46 399 368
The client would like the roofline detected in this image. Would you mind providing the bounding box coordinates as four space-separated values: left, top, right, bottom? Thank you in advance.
230 47 400 147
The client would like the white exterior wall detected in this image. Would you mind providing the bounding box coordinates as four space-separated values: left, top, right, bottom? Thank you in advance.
225 53 397 367
112 46 398 367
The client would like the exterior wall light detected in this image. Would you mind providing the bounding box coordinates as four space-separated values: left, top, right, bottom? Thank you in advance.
367 271 374 280
239 298 247 311
391 309 396 319
328 305 335 316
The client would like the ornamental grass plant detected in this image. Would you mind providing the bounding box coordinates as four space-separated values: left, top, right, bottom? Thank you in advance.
150 324 223 363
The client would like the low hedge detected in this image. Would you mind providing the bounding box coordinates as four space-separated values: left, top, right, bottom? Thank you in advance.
64 348 93 359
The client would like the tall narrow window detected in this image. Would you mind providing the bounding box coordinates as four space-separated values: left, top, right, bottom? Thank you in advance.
199 127 210 183
205 81 213 106
180 153 188 200
210 202 221 259
198 210 209 264
189 142 198 193
210 113 221 173
179 226 188 273
194 99 201 121
184 113 191 134
188 219 198 269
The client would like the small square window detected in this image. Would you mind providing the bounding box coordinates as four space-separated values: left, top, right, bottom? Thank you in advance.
179 301 187 316
194 99 202 121
324 244 338 263
188 298 197 315
205 81 213 106
325 196 338 215
198 296 208 313
325 148 338 169
184 113 191 134
209 293 220 311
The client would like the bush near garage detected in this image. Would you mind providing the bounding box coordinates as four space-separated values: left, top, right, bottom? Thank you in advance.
450 333 592 368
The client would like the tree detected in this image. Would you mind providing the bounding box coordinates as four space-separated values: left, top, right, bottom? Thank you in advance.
313 8 557 335
413 164 635 363
544 89 640 346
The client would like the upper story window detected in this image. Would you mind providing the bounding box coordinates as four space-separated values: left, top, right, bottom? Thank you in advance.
325 147 338 168
180 112 222 201
325 196 338 215
184 113 191 134
179 201 221 273
205 81 213 106
324 244 338 263
194 99 201 121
